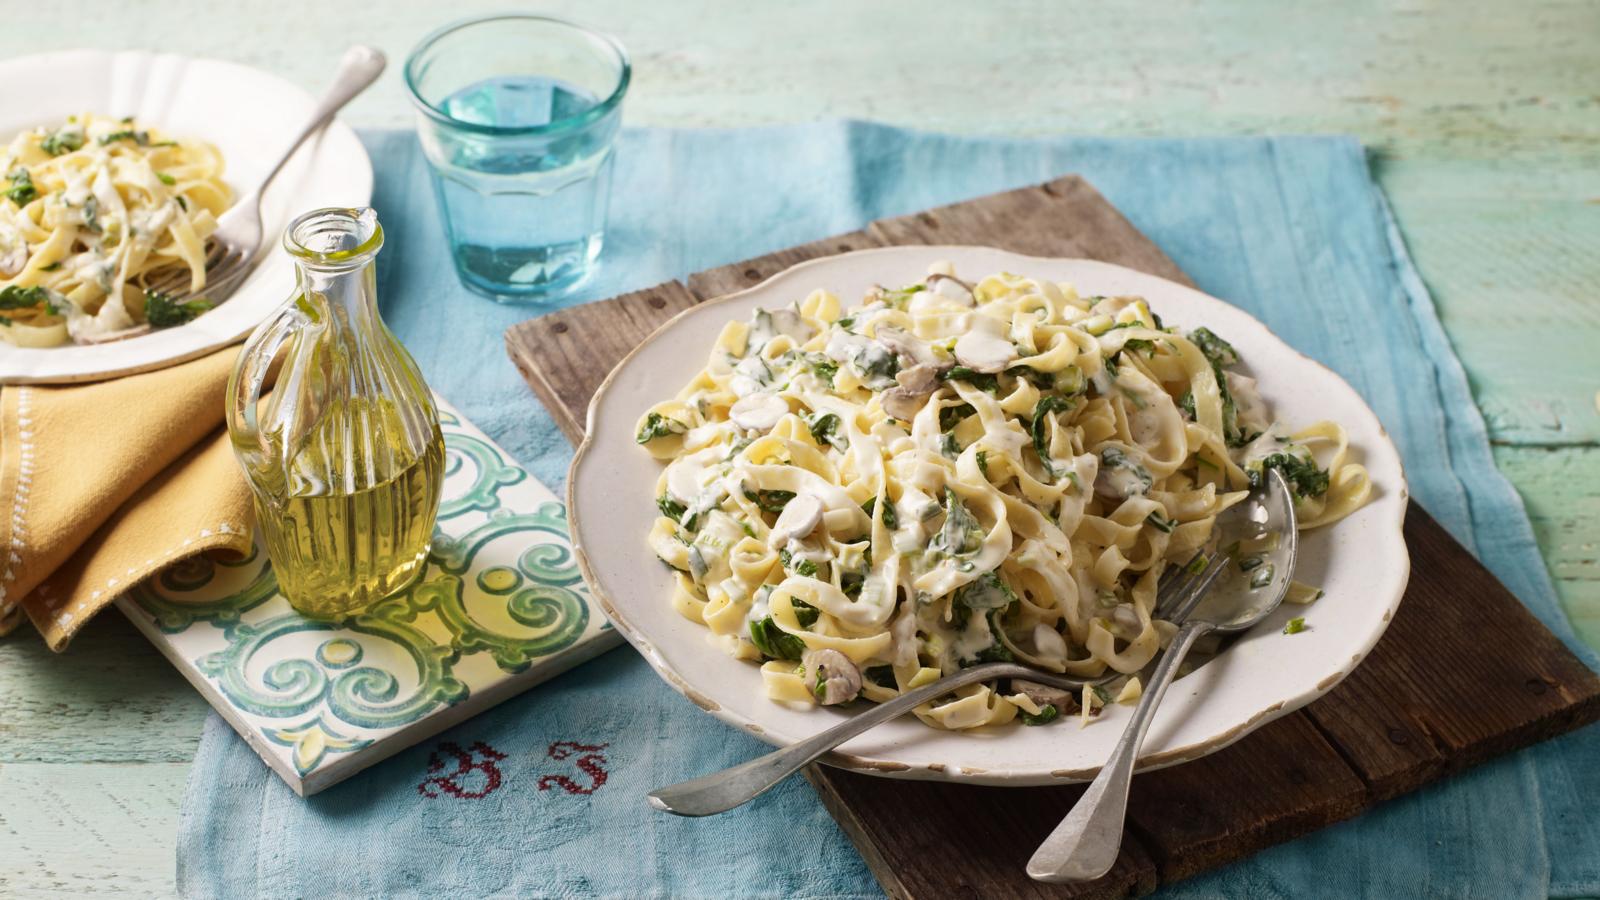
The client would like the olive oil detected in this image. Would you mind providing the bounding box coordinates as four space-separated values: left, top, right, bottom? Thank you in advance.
228 207 446 620
252 419 445 619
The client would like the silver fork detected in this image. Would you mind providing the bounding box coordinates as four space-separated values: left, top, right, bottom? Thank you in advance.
142 45 387 303
646 547 1224 818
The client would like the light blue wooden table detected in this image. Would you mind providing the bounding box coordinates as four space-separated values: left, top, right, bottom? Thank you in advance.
3 1 1596 894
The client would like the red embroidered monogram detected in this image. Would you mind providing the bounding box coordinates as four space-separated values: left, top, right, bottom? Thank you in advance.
537 741 611 795
418 741 507 799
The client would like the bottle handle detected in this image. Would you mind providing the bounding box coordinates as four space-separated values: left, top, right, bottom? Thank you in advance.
226 304 302 469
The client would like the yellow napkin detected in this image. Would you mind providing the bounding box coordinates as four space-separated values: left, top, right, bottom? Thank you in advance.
0 348 254 650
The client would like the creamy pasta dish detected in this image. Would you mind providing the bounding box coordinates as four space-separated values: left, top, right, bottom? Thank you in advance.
0 114 231 347
637 265 1371 730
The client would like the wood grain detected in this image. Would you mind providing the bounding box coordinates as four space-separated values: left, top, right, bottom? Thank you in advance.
505 176 1600 898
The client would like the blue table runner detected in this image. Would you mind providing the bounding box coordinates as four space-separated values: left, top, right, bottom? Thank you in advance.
177 122 1600 899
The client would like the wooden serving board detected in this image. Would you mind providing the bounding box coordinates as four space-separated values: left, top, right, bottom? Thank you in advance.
505 176 1600 898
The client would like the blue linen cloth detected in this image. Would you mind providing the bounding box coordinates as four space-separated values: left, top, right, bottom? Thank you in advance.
178 123 1600 899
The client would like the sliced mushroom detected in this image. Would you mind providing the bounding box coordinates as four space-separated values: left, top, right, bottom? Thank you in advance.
729 392 789 431
768 493 824 547
926 271 976 303
880 364 941 421
874 325 944 369
803 648 863 706
1012 678 1075 710
953 318 1016 373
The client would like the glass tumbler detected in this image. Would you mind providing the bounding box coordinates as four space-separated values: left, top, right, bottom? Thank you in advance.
405 14 630 303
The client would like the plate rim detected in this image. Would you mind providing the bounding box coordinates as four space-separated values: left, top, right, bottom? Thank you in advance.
567 244 1411 784
0 48 373 384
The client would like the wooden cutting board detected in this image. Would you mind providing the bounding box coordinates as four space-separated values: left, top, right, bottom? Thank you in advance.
505 176 1600 898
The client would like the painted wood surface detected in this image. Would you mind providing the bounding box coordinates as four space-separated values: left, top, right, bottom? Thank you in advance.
6 1 1597 895
507 175 1600 898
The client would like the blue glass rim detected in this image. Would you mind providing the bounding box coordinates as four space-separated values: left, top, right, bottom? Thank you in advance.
403 13 631 138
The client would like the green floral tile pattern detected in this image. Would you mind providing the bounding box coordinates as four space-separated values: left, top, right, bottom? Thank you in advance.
118 398 619 795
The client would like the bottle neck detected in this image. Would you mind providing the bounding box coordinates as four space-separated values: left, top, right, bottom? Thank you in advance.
297 258 382 338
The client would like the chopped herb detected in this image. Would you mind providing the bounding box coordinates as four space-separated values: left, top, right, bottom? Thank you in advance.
1092 685 1114 705
1178 390 1196 420
1122 337 1155 355
1102 354 1119 378
739 521 757 539
749 617 805 660
834 315 855 331
156 172 177 185
1237 555 1265 572
841 572 865 597
1283 617 1308 635
1185 554 1210 575
1251 452 1331 499
976 450 990 477
3 168 36 205
940 366 999 392
636 411 687 444
862 496 898 530
806 353 839 387
40 261 60 272
878 283 923 309
744 487 796 513
1146 511 1175 533
98 129 150 146
1020 704 1060 726
938 432 960 460
82 195 101 233
174 195 188 211
656 495 687 521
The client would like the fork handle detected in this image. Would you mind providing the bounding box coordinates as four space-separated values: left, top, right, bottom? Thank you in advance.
1025 619 1215 883
245 46 387 209
648 662 1028 817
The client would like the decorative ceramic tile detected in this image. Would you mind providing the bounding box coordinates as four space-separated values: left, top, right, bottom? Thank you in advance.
117 398 619 796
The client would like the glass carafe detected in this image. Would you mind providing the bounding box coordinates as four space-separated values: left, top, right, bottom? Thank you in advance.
227 207 444 619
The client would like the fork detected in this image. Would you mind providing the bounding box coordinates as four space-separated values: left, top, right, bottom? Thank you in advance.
646 547 1225 818
142 45 386 303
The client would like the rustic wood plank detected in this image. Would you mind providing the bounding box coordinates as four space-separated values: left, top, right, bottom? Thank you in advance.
687 231 883 301
807 770 1159 900
1124 713 1368 882
869 176 1194 288
505 175 1600 898
504 281 698 443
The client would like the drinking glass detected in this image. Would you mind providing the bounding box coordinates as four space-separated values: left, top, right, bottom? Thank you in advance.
405 14 630 303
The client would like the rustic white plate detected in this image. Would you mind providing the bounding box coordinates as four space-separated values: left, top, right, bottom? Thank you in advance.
0 50 372 384
569 246 1410 785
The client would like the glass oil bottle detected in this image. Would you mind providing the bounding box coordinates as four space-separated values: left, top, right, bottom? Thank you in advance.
227 207 444 619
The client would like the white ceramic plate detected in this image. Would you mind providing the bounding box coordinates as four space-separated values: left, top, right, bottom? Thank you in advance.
570 246 1410 785
0 50 372 384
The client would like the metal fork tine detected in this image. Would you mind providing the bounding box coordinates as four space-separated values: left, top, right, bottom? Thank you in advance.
1156 549 1223 621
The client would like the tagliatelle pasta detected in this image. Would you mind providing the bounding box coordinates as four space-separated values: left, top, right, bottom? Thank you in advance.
637 264 1371 730
0 114 232 347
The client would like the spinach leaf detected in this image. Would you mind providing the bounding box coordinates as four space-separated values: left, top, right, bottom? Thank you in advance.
3 168 36 205
861 496 898 530
1030 395 1074 476
749 617 805 660
636 411 687 444
939 401 975 433
807 412 841 445
1020 704 1060 726
1188 327 1239 367
744 487 796 513
0 284 51 311
940 367 998 392
41 128 84 155
929 487 983 557
1251 452 1330 499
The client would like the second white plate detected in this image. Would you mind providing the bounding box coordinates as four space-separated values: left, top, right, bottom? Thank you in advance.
0 50 373 384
